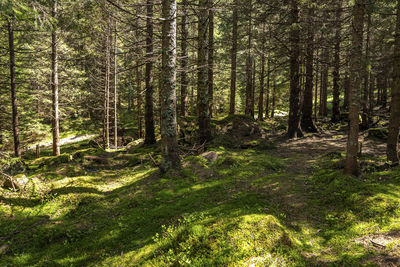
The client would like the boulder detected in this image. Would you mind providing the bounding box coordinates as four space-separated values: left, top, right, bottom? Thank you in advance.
201 151 219 163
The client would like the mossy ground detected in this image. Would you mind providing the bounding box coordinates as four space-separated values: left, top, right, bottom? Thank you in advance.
1 123 400 266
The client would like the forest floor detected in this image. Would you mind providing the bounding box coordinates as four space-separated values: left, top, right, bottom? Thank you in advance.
1 115 400 266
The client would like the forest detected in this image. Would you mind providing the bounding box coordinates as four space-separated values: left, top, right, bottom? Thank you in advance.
0 0 400 265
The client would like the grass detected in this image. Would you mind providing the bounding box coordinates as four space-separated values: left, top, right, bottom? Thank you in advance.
1 135 400 266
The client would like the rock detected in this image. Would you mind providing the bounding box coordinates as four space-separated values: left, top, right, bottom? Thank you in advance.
201 151 219 163
0 244 8 255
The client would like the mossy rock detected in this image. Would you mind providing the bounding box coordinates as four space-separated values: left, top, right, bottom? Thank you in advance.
368 128 388 140
1 157 28 175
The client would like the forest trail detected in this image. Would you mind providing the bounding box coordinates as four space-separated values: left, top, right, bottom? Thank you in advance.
27 134 96 150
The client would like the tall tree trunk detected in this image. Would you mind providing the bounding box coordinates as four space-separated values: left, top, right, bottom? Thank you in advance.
208 0 214 118
361 13 371 129
287 0 303 138
301 6 317 132
51 0 60 156
387 0 400 164
258 30 266 121
160 0 181 172
8 15 20 158
369 73 374 123
271 78 276 118
314 48 319 119
344 0 365 176
144 0 156 145
332 0 342 123
343 75 350 111
180 0 189 116
320 46 329 117
136 63 143 138
197 0 211 142
265 60 270 119
245 0 253 117
104 17 111 150
113 20 118 147
229 0 238 114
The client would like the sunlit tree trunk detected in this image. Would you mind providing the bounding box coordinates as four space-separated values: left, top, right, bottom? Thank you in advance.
265 60 271 119
51 0 60 156
245 0 253 117
160 0 180 172
387 0 400 164
361 13 371 129
208 0 214 118
344 0 365 176
113 20 118 147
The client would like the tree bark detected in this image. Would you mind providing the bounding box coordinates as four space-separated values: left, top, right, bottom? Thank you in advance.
197 0 211 142
265 60 270 119
160 0 181 172
344 0 365 176
331 0 342 123
180 0 189 116
144 0 156 145
271 79 276 118
314 48 319 119
258 30 266 121
245 0 253 117
301 6 317 132
287 0 303 138
113 20 118 147
229 0 238 114
51 0 60 156
361 13 371 129
8 15 21 158
103 16 111 150
387 0 400 164
208 0 214 118
320 46 329 117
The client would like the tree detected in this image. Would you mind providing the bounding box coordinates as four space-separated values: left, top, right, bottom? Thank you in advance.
245 0 253 117
287 0 303 138
387 0 400 165
180 0 189 116
197 0 211 142
301 5 317 132
144 0 156 145
229 0 238 115
160 0 180 172
51 0 60 156
331 0 342 123
344 0 365 176
8 14 20 158
208 0 214 117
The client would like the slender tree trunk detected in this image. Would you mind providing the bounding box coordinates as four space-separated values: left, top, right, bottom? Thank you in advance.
113 20 118 147
332 1 342 123
265 60 270 119
160 0 181 172
361 13 371 129
245 0 253 117
51 0 60 156
229 0 238 114
344 0 365 176
104 17 111 150
382 73 388 108
287 0 303 138
301 6 317 132
180 0 189 116
320 47 329 117
369 73 374 123
8 15 20 158
197 0 211 142
208 0 214 118
343 75 350 111
144 0 156 145
271 79 276 118
387 0 400 164
314 48 319 119
258 32 265 121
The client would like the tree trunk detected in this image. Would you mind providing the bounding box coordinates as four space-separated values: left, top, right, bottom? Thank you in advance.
8 15 20 158
301 6 317 132
332 0 342 123
144 0 156 145
271 79 276 118
287 0 303 138
320 46 329 117
229 0 238 114
245 0 253 117
180 0 189 116
208 0 214 118
265 60 270 119
103 17 111 150
314 48 319 119
113 20 118 147
258 31 266 121
160 0 181 172
344 0 365 176
51 0 60 156
343 75 350 111
197 0 211 142
387 0 400 164
361 13 371 129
